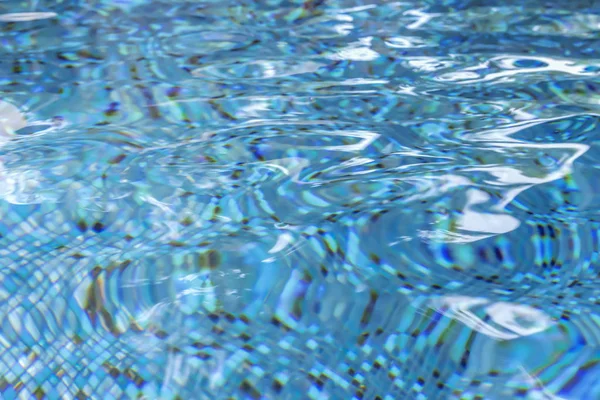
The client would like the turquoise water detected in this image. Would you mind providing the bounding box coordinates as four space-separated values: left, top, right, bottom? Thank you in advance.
1 0 600 398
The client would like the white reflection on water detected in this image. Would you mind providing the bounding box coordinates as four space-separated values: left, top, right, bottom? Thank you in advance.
0 100 27 138
0 12 57 22
465 116 590 211
455 189 521 237
437 55 600 84
430 295 555 340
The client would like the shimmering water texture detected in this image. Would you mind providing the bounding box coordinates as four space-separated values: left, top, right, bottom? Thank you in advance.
1 0 600 399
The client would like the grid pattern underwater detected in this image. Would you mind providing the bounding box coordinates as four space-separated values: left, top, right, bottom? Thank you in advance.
1 0 600 399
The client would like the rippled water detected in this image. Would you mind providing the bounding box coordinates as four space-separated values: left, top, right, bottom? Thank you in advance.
1 0 600 398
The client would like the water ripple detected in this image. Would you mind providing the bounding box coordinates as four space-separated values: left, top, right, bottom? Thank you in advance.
1 0 600 399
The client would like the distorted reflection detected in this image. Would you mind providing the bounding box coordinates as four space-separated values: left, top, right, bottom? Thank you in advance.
431 296 555 340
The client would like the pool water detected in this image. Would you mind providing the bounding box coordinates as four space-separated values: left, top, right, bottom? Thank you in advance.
1 0 600 399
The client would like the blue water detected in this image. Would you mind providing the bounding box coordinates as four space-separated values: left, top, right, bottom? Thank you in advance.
1 0 600 399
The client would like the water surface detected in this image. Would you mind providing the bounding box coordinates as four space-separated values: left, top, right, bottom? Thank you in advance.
1 0 600 399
